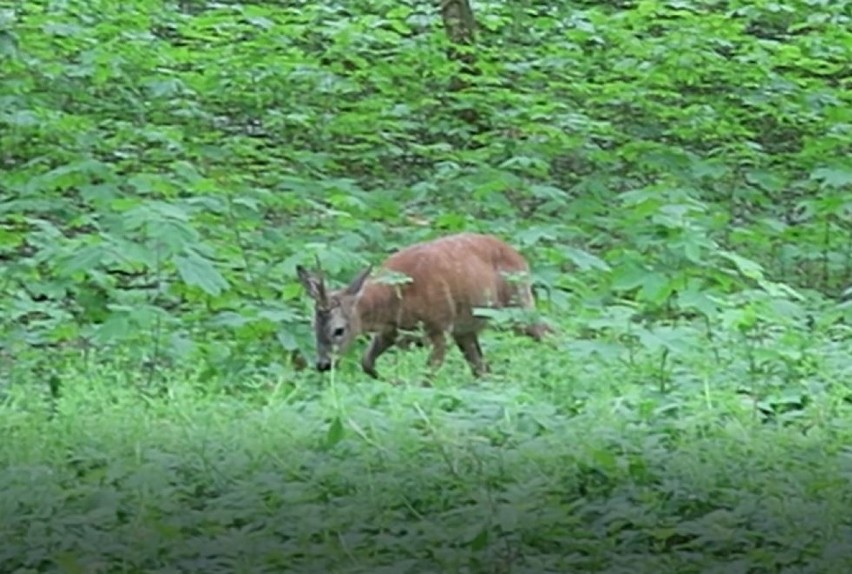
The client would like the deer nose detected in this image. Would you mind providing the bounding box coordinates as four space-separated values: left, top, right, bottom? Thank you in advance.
316 358 332 372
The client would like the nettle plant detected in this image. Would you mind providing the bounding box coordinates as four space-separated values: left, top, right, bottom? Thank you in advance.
543 179 828 394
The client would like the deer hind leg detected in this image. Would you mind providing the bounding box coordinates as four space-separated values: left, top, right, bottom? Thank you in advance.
361 329 398 379
453 331 489 377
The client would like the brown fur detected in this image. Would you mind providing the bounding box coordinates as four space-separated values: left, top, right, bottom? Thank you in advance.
296 232 552 379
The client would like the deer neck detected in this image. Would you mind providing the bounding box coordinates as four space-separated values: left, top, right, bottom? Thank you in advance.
352 282 401 333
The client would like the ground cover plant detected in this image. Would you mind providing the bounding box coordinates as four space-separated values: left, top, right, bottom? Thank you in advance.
1 0 851 572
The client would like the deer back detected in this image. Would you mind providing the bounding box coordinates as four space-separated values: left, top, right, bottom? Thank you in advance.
355 233 534 334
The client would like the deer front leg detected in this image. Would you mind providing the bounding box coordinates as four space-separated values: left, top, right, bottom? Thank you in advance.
513 322 553 342
361 330 397 379
453 332 488 377
425 329 448 372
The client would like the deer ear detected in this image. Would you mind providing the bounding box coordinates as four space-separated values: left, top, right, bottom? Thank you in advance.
344 265 372 297
296 265 327 302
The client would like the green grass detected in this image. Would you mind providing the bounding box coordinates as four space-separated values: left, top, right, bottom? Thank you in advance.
2 325 851 574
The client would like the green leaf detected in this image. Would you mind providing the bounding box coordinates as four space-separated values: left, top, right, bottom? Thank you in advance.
174 250 229 296
677 288 719 317
53 551 86 574
56 244 106 276
563 246 611 272
635 325 692 354
93 311 131 345
638 272 673 305
325 417 345 448
756 278 805 301
210 311 251 328
810 167 852 189
528 184 569 201
258 308 301 323
718 251 765 281
611 265 650 292
468 527 489 551
745 169 786 193
276 329 299 352
681 237 703 264
497 505 519 532
515 226 557 246
590 447 617 473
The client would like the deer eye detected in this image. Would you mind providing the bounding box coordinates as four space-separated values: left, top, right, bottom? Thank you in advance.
332 327 345 338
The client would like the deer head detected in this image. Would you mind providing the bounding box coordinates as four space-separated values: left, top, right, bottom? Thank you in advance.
296 259 373 371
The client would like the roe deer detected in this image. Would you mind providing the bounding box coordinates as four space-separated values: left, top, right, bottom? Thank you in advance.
296 232 552 379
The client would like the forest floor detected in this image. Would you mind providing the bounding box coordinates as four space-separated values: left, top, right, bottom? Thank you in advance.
2 325 851 573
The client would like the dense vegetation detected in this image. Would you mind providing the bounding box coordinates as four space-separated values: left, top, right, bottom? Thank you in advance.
1 0 850 572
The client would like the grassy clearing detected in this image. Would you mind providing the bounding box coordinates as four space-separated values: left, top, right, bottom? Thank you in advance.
2 322 851 573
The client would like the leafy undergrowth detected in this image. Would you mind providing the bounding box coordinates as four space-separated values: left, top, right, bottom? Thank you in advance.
2 317 851 574
2 1 850 571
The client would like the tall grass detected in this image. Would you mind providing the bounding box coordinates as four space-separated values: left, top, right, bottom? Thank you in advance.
2 324 850 573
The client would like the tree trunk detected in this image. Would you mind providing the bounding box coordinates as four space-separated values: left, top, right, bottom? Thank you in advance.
438 0 482 127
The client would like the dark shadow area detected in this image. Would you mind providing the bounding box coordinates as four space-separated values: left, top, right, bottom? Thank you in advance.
2 438 850 573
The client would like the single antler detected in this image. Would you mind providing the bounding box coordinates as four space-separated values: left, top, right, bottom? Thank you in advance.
313 253 329 306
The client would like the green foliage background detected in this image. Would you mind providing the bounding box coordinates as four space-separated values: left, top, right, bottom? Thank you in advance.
1 0 851 572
